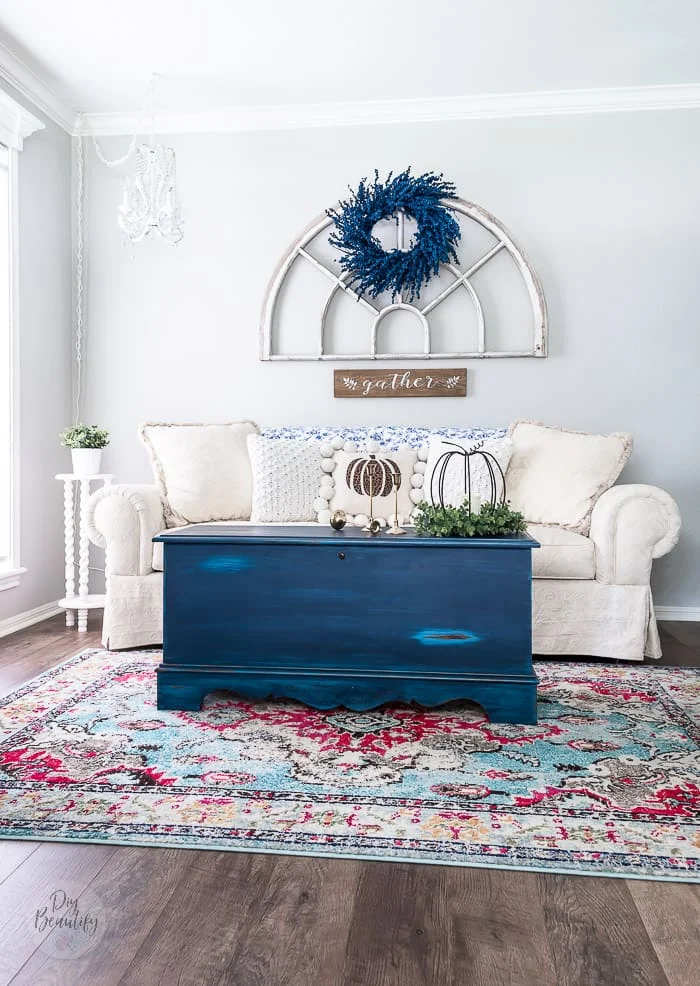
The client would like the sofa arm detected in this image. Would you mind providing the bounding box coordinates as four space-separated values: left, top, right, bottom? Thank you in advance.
589 484 681 585
86 485 165 576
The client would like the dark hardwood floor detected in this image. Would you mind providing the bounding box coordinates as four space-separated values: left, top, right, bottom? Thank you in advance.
0 614 697 986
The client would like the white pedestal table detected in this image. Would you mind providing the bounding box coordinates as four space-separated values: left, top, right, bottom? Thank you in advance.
56 473 114 632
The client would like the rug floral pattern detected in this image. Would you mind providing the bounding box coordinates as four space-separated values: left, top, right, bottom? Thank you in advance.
0 649 698 880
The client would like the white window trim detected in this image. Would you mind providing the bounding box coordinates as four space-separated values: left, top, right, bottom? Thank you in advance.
0 89 44 151
0 567 25 591
0 89 43 591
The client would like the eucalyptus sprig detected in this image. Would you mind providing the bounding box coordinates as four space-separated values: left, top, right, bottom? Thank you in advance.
413 500 527 538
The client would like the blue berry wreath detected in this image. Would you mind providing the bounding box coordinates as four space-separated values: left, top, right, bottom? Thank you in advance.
327 169 461 302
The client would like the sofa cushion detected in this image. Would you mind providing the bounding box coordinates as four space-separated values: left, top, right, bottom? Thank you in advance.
262 425 506 450
529 524 595 579
423 435 513 508
152 520 595 581
318 443 419 527
248 435 321 522
139 421 259 527
505 420 632 534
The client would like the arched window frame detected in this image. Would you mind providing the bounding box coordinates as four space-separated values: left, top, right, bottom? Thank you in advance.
260 197 547 361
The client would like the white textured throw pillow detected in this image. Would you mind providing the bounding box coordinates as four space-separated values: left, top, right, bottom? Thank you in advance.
423 436 513 509
505 420 632 534
139 421 259 527
318 441 420 527
248 435 321 522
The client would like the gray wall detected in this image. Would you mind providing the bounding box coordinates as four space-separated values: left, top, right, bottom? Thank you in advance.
82 109 700 609
0 88 72 622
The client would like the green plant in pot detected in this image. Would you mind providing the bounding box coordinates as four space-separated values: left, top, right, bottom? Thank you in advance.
413 499 527 538
60 424 110 476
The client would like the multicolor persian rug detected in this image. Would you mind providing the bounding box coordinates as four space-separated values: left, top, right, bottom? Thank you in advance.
0 649 698 881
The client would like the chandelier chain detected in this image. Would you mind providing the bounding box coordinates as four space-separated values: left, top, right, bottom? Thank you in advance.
88 76 156 169
91 132 137 169
74 128 84 424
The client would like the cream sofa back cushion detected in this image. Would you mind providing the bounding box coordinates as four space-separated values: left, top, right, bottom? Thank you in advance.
505 420 632 534
139 421 259 527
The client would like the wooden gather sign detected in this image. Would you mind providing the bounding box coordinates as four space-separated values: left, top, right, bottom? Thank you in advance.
334 368 467 399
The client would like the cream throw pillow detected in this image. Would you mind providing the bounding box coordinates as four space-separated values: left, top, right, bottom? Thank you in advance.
318 444 420 527
139 421 259 527
505 420 632 534
248 435 321 522
424 436 513 509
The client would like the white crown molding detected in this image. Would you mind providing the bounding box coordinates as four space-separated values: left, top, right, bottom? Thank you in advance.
79 83 700 136
0 37 76 133
0 37 697 140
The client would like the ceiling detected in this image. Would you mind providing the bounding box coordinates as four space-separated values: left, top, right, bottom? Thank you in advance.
0 0 699 117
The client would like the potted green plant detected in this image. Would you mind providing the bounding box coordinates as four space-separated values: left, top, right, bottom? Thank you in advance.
413 500 527 538
59 424 110 475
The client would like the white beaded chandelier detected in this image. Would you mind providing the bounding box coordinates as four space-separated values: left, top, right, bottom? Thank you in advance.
118 142 184 244
115 77 184 245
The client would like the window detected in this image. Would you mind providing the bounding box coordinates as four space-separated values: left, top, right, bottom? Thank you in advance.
0 144 16 587
0 90 43 591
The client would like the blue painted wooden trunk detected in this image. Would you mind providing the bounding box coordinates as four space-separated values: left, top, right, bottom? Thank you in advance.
154 525 540 723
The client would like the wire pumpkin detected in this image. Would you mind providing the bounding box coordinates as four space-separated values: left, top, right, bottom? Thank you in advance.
429 440 507 512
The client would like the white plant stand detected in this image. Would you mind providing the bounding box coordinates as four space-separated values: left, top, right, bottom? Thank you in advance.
56 473 115 633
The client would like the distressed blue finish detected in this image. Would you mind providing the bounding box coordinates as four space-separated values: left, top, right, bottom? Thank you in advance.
412 629 480 646
155 525 540 723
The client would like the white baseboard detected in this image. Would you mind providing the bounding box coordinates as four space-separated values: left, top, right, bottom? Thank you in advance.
0 601 62 639
656 606 700 622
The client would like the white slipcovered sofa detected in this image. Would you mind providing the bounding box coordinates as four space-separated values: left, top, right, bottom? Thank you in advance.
86 422 681 659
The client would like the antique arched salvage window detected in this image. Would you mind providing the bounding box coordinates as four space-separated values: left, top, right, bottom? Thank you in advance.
260 198 547 361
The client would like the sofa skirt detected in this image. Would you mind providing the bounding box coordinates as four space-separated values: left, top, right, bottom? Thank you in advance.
101 573 661 661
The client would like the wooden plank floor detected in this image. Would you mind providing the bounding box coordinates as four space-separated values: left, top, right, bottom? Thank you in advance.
0 614 697 986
